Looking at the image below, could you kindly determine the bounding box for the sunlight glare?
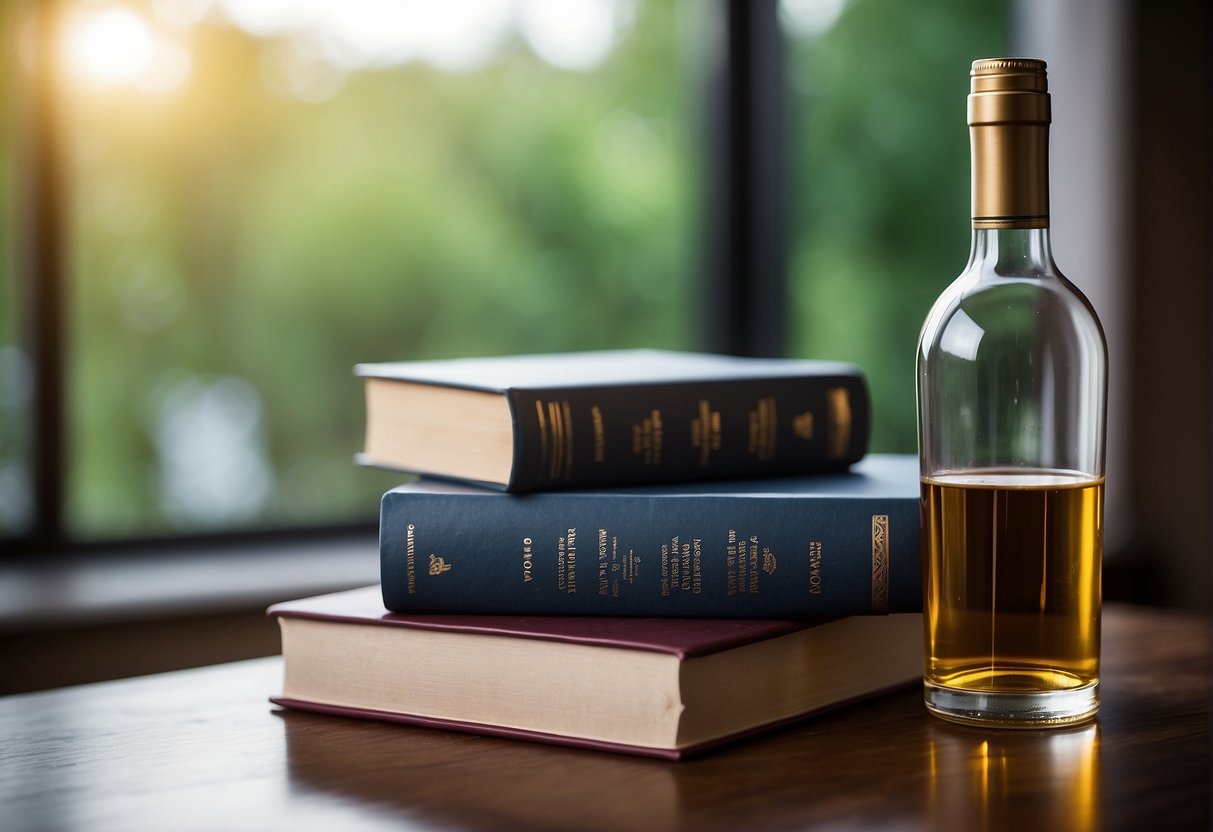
[316,0,514,72]
[140,39,193,94]
[66,8,156,85]
[779,0,848,40]
[151,0,213,30]
[209,0,632,76]
[519,0,631,72]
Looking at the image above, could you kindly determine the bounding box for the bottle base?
[924,680,1099,728]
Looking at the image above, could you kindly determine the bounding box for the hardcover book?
[380,454,920,619]
[269,586,922,759]
[356,349,869,491]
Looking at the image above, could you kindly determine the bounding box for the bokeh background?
[0,0,1004,540]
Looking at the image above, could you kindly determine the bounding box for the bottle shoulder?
[918,269,1107,362]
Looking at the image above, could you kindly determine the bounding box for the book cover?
[380,454,921,618]
[356,349,869,491]
[269,586,923,759]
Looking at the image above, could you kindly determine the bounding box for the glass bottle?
[916,58,1107,727]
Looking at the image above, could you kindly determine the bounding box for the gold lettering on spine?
[405,524,417,594]
[871,514,889,612]
[726,529,738,595]
[747,397,778,461]
[521,537,534,583]
[827,387,853,459]
[691,539,702,594]
[691,400,722,467]
[660,541,670,597]
[556,529,579,592]
[597,528,608,596]
[632,410,663,466]
[808,541,822,594]
[793,411,815,441]
[748,536,759,593]
[565,527,577,593]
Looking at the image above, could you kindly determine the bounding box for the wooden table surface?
[1,603,1208,831]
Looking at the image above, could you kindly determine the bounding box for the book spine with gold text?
[504,374,868,491]
[380,476,919,618]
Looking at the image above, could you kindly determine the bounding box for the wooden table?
[1,604,1207,831]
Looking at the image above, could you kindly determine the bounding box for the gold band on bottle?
[969,58,1051,229]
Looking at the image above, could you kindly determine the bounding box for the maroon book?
[269,586,921,759]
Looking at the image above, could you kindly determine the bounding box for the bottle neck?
[968,115,1053,277]
[970,120,1051,229]
[966,227,1058,278]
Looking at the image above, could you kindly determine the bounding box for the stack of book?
[270,350,923,759]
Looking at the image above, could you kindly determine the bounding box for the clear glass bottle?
[916,58,1107,727]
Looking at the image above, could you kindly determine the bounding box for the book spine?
[380,490,919,618]
[506,374,868,491]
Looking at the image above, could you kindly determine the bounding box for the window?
[4,0,1009,551]
[8,0,696,543]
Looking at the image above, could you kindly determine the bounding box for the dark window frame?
[19,0,67,554]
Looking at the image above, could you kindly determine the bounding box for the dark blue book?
[357,350,868,491]
[380,454,921,619]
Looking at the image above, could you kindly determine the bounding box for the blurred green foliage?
[62,0,694,536]
[785,0,1006,452]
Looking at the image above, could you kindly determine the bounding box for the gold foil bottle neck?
[968,56,1051,229]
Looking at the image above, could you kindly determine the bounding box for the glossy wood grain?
[1,604,1207,831]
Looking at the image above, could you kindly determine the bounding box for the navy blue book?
[356,350,868,492]
[380,454,921,619]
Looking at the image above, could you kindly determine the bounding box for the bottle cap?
[969,57,1050,125]
[970,58,1048,94]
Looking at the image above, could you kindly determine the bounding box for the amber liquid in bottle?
[922,471,1102,694]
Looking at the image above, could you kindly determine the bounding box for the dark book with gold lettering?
[356,350,868,491]
[269,586,921,759]
[380,454,920,619]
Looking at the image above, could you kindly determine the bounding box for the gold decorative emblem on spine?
[539,399,575,482]
[762,550,777,575]
[871,515,889,612]
[428,554,452,575]
[826,387,852,458]
[560,400,573,479]
[535,400,549,475]
[549,401,562,480]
